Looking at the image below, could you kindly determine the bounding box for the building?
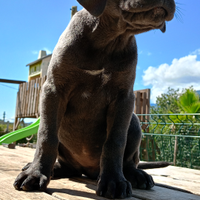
[26,50,52,82]
[25,6,78,82]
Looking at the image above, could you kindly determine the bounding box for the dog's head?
[77,0,176,33]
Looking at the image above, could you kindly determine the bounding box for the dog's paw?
[125,167,154,190]
[22,162,32,171]
[96,174,132,199]
[13,166,50,191]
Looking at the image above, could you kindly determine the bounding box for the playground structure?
[13,76,46,130]
[0,118,40,145]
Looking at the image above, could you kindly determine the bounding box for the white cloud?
[138,50,152,56]
[139,50,143,54]
[32,50,38,55]
[191,48,200,55]
[32,48,52,56]
[142,50,200,103]
[43,47,52,55]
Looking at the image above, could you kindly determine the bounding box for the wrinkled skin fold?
[14,0,176,199]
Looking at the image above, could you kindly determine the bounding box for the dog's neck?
[90,13,136,54]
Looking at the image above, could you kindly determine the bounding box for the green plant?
[178,89,200,113]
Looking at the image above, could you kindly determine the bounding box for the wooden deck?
[0,145,199,200]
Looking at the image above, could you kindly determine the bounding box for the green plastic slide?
[0,118,40,145]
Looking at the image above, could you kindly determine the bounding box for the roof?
[26,54,52,66]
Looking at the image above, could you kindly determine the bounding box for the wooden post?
[173,136,178,166]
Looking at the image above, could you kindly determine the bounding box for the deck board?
[145,166,200,195]
[0,145,199,200]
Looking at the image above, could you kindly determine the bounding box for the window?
[29,63,41,75]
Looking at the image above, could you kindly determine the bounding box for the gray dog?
[14,0,175,199]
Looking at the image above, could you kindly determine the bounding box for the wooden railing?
[14,77,150,128]
[15,76,46,119]
[134,89,150,115]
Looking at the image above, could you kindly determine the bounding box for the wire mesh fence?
[137,114,200,169]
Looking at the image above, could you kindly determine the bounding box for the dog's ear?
[76,0,107,17]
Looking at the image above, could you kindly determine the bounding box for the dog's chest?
[83,68,111,86]
[69,70,111,111]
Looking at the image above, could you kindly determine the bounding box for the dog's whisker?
[174,2,184,23]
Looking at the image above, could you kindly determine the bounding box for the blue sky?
[0,0,200,122]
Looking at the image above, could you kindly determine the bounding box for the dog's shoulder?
[69,9,99,36]
[54,9,99,52]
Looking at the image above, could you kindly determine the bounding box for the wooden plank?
[0,176,58,200]
[0,146,200,200]
[20,83,24,117]
[34,78,40,116]
[30,79,36,116]
[18,84,22,117]
[0,147,57,200]
[22,82,27,116]
[27,80,34,116]
[146,89,150,115]
[0,78,26,84]
[19,83,22,116]
[32,78,38,116]
[37,78,42,116]
[173,136,178,165]
[14,91,19,129]
[48,177,141,200]
[0,146,141,200]
[20,83,24,116]
[29,80,35,116]
[26,81,31,117]
[16,91,20,118]
[22,82,26,117]
[132,185,200,200]
[24,82,29,117]
[145,166,200,195]
[134,89,150,116]
[136,92,141,114]
[26,81,32,117]
[142,92,146,121]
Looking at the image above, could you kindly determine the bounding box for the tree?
[144,87,200,169]
[150,87,181,114]
[178,89,200,113]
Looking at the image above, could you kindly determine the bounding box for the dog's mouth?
[122,6,169,33]
[152,7,167,32]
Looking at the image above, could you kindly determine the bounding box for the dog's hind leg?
[53,161,82,179]
[123,113,155,190]
[52,143,82,179]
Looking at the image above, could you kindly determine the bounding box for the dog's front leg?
[97,91,134,199]
[14,79,65,191]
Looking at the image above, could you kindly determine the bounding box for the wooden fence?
[134,89,150,115]
[14,77,150,129]
[14,77,46,129]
